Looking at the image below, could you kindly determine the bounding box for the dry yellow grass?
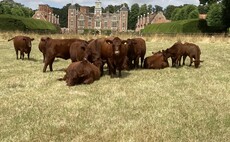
[0,32,230,141]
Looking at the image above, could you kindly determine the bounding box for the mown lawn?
[0,33,230,141]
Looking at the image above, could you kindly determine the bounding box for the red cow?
[41,37,87,72]
[126,38,146,69]
[59,59,100,86]
[144,51,169,69]
[8,36,34,60]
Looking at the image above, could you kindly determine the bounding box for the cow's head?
[23,37,34,48]
[127,38,137,46]
[106,37,127,56]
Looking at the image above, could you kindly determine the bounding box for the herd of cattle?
[8,35,203,86]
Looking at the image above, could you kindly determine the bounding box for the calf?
[60,59,100,86]
[41,37,87,72]
[144,51,169,69]
[8,36,34,60]
[127,38,146,69]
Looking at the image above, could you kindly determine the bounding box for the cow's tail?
[8,37,14,42]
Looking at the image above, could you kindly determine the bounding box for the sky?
[10,0,200,10]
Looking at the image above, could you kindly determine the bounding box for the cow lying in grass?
[59,59,100,86]
[144,51,169,69]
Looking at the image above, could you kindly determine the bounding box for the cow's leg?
[27,52,30,60]
[107,59,115,78]
[43,53,45,63]
[43,56,54,72]
[189,56,193,66]
[118,68,122,77]
[175,56,180,68]
[20,51,24,60]
[140,55,144,68]
[183,55,187,65]
[15,50,18,60]
[83,77,94,84]
[49,58,55,72]
[134,56,140,69]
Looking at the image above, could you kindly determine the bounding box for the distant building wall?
[33,4,59,25]
[68,0,128,34]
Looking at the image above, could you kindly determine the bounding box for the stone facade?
[33,4,59,25]
[136,11,170,32]
[68,0,128,34]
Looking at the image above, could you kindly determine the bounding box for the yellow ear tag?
[124,42,127,45]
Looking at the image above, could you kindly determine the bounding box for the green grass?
[0,14,59,33]
[0,33,230,141]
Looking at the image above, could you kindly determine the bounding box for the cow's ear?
[105,39,112,45]
[31,38,34,41]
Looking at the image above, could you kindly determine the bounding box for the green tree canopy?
[206,3,223,27]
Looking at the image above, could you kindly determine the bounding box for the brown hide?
[69,41,88,62]
[62,60,100,86]
[182,42,202,68]
[38,37,48,62]
[85,37,128,77]
[8,36,34,60]
[163,41,202,68]
[144,51,169,69]
[127,38,146,69]
[104,37,128,77]
[42,37,87,72]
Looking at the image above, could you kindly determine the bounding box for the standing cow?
[41,37,88,72]
[87,37,128,77]
[8,36,34,60]
[163,41,203,68]
[126,38,146,69]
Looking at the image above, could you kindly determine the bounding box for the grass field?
[0,32,230,141]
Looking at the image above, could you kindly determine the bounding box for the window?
[122,22,125,28]
[79,21,84,26]
[112,22,117,27]
[88,22,91,27]
[113,16,117,20]
[104,21,107,28]
[96,21,100,27]
[79,15,84,20]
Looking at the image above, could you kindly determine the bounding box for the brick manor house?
[32,4,60,25]
[67,0,128,34]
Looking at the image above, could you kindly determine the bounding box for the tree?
[147,4,153,13]
[188,9,199,19]
[11,6,24,16]
[222,0,230,29]
[155,5,163,12]
[164,5,177,20]
[206,3,223,27]
[139,4,147,15]
[128,3,139,30]
[104,5,115,13]
[198,5,208,14]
